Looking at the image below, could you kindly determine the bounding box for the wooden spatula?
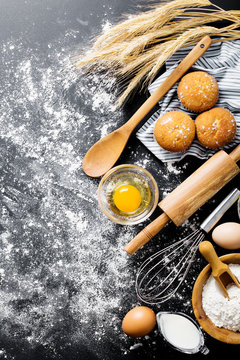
[199,241,240,299]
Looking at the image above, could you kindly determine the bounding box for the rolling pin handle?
[124,213,170,255]
[229,144,240,163]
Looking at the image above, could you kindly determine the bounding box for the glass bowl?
[98,164,159,225]
[156,311,209,354]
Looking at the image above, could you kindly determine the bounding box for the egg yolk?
[113,184,142,213]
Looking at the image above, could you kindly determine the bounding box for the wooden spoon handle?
[124,212,170,255]
[229,144,240,163]
[124,35,212,132]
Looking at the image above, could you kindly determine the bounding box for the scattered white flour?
[129,343,143,350]
[0,31,137,359]
[101,19,112,32]
[202,263,240,331]
[166,162,182,175]
[0,14,204,360]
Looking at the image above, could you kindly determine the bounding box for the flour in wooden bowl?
[202,264,240,332]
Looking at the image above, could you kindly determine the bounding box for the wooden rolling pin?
[125,144,240,255]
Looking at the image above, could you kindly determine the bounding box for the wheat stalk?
[76,0,240,105]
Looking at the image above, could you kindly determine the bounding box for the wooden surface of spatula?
[199,241,240,299]
[82,35,212,177]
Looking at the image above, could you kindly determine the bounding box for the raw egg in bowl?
[98,164,159,225]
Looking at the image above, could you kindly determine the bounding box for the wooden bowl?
[192,253,240,344]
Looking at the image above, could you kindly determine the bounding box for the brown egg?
[122,306,156,338]
[212,222,240,249]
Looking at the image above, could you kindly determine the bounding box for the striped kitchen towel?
[136,39,240,162]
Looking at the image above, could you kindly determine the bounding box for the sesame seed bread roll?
[177,71,219,113]
[195,107,236,149]
[154,111,195,152]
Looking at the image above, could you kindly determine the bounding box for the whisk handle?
[124,213,170,255]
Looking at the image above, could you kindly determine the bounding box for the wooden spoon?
[82,35,212,177]
[199,241,240,299]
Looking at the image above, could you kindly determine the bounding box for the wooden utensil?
[192,252,240,344]
[82,36,212,177]
[199,241,240,299]
[125,144,240,255]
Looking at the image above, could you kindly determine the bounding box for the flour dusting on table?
[0,27,200,360]
[0,32,137,358]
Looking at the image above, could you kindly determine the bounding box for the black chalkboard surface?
[0,1,239,359]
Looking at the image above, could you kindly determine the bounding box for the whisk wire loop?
[136,229,205,304]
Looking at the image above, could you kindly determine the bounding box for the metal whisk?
[136,188,240,305]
